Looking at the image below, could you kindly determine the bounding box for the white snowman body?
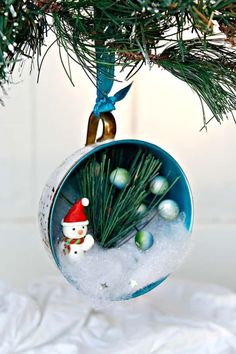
[62,224,94,259]
[60,198,94,262]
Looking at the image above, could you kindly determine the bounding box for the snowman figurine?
[60,198,94,261]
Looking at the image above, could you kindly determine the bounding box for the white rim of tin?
[38,140,114,257]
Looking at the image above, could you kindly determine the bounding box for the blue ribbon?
[93,47,132,117]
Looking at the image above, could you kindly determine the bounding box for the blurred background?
[1,42,236,291]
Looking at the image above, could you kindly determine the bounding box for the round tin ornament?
[39,112,193,300]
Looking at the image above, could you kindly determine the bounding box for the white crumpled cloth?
[0,276,236,354]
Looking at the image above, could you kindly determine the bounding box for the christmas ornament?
[110,168,130,189]
[158,200,180,221]
[39,126,193,300]
[135,231,154,252]
[35,1,195,301]
[59,198,94,261]
[150,176,169,196]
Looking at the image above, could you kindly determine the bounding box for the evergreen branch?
[159,40,236,123]
[0,0,48,96]
[1,1,236,126]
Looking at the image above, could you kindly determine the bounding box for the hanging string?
[93,46,132,117]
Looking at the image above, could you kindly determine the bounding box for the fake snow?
[56,214,192,301]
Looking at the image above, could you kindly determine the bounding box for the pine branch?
[0,0,48,100]
[1,1,236,126]
[41,1,236,125]
[159,40,236,124]
[75,147,179,248]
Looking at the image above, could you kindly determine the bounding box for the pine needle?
[159,40,236,123]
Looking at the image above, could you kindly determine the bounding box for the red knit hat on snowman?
[61,198,89,227]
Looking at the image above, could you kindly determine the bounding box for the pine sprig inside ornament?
[60,148,180,249]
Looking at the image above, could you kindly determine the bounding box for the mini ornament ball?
[135,230,154,251]
[110,168,130,189]
[150,176,169,195]
[137,203,147,215]
[157,199,180,221]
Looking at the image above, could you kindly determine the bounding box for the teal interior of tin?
[49,140,193,299]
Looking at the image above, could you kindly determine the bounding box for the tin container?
[39,113,193,299]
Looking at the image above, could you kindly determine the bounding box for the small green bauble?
[150,176,169,195]
[135,231,154,251]
[110,168,130,189]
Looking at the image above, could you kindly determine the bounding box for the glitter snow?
[56,214,192,301]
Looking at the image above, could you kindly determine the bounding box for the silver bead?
[158,199,179,220]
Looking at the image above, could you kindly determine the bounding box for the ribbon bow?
[93,48,132,117]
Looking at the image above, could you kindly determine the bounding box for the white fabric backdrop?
[1,276,236,354]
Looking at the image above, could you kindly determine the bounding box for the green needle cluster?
[1,1,236,126]
[73,148,179,248]
[0,1,47,103]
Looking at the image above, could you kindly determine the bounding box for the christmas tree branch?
[1,1,236,126]
[159,40,236,124]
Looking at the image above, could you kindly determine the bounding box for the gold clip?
[85,111,117,146]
